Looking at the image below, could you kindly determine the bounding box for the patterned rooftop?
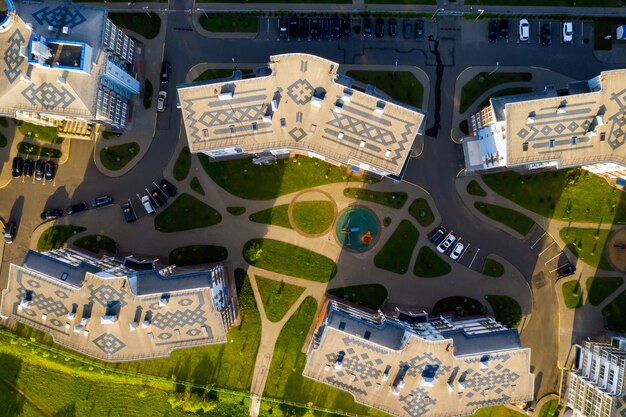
[177,53,426,176]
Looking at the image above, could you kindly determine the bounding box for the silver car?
[437,233,456,253]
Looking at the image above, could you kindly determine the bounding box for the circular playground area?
[606,228,626,272]
[335,206,380,252]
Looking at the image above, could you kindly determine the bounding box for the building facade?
[303,299,534,417]
[177,53,427,178]
[561,338,626,417]
[0,248,238,361]
[0,0,140,138]
[463,69,626,181]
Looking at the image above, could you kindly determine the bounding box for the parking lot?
[427,224,486,272]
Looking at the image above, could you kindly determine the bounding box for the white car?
[449,242,465,261]
[141,195,155,215]
[562,22,573,42]
[157,91,167,112]
[436,233,456,254]
[519,19,529,42]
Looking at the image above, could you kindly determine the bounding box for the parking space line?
[538,241,556,256]
[458,243,470,261]
[530,231,546,249]
[468,248,480,269]
[544,252,561,265]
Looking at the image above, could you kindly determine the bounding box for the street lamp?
[431,8,444,19]
[393,60,398,75]
[475,9,485,20]
[488,61,500,76]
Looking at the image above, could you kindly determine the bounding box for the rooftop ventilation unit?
[218,92,233,101]
[527,116,535,124]
[375,101,385,115]
[310,96,323,108]
[48,25,54,32]
[62,26,70,35]
[557,104,567,114]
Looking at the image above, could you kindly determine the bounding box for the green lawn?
[474,202,535,236]
[154,193,222,232]
[249,205,292,229]
[594,19,616,50]
[366,0,435,3]
[37,226,86,251]
[562,281,584,309]
[413,246,451,278]
[459,119,469,135]
[473,406,527,417]
[346,71,424,108]
[199,155,372,200]
[586,276,624,306]
[263,297,385,416]
[482,258,505,277]
[190,176,205,195]
[0,117,9,128]
[559,227,613,271]
[17,142,61,159]
[327,284,388,311]
[143,79,153,109]
[482,168,625,224]
[478,87,534,107]
[168,245,228,266]
[602,289,626,332]
[227,206,246,216]
[198,13,259,33]
[343,188,408,209]
[485,295,523,328]
[538,400,563,417]
[73,234,117,254]
[108,12,161,39]
[292,201,335,234]
[374,220,419,274]
[467,180,487,197]
[467,0,620,4]
[173,146,191,181]
[100,142,139,171]
[255,275,305,323]
[432,296,488,317]
[408,198,435,227]
[0,132,6,148]
[201,0,350,2]
[16,121,61,143]
[193,68,252,83]
[383,217,392,227]
[243,239,337,282]
[460,72,532,113]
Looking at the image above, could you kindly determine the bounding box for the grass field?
[16,121,61,143]
[346,71,424,108]
[343,188,408,209]
[37,225,86,251]
[408,198,435,227]
[100,142,139,171]
[478,87,534,107]
[255,275,305,322]
[474,202,535,236]
[538,400,562,417]
[249,205,292,229]
[199,13,259,33]
[559,227,613,271]
[586,276,624,306]
[173,146,191,181]
[460,72,532,113]
[602,289,626,332]
[17,142,61,159]
[485,295,523,328]
[190,176,205,195]
[482,168,625,224]
[143,79,153,109]
[200,155,371,200]
[73,234,117,254]
[413,246,451,278]
[193,68,252,83]
[374,220,419,274]
[168,245,229,266]
[227,206,246,216]
[292,201,335,234]
[467,180,487,197]
[108,12,161,39]
[562,281,584,309]
[473,406,527,417]
[482,258,505,277]
[432,296,488,317]
[327,284,388,310]
[154,193,222,232]
[0,132,6,148]
[244,239,337,282]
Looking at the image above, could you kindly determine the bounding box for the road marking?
[538,241,555,256]
[267,18,269,35]
[468,247,480,268]
[544,252,561,265]
[530,231,546,249]
[458,243,470,261]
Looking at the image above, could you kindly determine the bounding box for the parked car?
[342,17,351,35]
[449,242,465,261]
[488,20,499,42]
[557,263,576,278]
[299,17,309,38]
[403,20,412,39]
[309,19,320,39]
[160,61,170,83]
[141,195,155,215]
[541,24,551,46]
[159,178,177,198]
[3,221,15,243]
[375,18,384,38]
[519,19,529,41]
[562,21,573,42]
[278,18,288,39]
[331,18,342,39]
[66,202,88,215]
[387,19,397,37]
[499,19,509,38]
[44,160,56,181]
[40,209,63,221]
[12,157,23,178]
[415,19,424,41]
[429,226,447,244]
[436,233,457,253]
[91,195,112,208]
[363,18,372,37]
[320,18,330,39]
[35,159,44,180]
[157,91,167,112]
[121,202,137,223]
[23,158,34,177]
[289,17,299,38]
[150,187,167,207]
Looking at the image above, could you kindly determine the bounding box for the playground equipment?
[614,243,626,250]
[335,207,379,252]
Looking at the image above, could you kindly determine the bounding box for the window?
[549,139,555,148]
[523,142,528,152]
[60,272,68,281]
[572,136,577,145]
[280,118,286,127]
[229,125,235,133]
[338,321,346,331]
[252,122,258,131]
[203,129,208,139]
[601,132,606,141]
[310,124,317,133]
[364,331,371,340]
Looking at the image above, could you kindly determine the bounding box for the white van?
[141,195,155,214]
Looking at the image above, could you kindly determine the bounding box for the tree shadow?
[0,353,28,417]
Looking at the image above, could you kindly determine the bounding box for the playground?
[335,206,380,252]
